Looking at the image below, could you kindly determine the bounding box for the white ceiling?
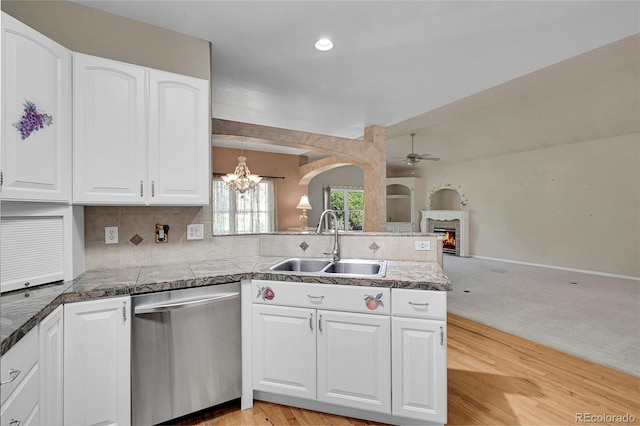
[73,1,639,171]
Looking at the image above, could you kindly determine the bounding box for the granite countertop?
[1,256,451,355]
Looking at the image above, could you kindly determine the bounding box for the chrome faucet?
[316,209,341,262]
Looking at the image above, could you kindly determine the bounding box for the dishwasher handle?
[134,292,239,315]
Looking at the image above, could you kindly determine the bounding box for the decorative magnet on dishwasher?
[257,285,275,301]
[155,224,170,243]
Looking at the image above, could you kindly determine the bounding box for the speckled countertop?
[1,256,451,355]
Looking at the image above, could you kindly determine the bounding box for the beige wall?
[1,1,210,79]
[421,133,640,277]
[213,147,309,231]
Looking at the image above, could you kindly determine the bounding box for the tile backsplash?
[84,206,442,270]
[84,206,212,270]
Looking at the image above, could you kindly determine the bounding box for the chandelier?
[221,155,263,193]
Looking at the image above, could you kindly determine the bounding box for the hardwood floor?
[446,314,638,425]
[175,313,639,425]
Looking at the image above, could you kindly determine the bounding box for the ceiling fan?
[396,132,440,166]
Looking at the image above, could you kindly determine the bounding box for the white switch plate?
[187,224,204,240]
[105,226,118,244]
[414,240,430,251]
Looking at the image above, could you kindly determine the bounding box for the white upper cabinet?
[148,70,210,205]
[73,54,146,204]
[1,12,72,202]
[73,53,210,205]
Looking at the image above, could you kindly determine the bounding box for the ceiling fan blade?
[396,133,440,165]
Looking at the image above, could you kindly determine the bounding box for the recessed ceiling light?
[315,38,333,51]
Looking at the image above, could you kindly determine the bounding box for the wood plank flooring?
[174,313,639,425]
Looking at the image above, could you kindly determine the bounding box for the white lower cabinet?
[39,305,64,426]
[252,304,316,399]
[0,328,39,426]
[64,296,131,426]
[249,281,391,415]
[0,305,67,426]
[317,310,390,414]
[246,280,447,424]
[391,288,447,424]
[252,304,390,413]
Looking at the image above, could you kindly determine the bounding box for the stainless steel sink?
[269,258,387,278]
[269,258,332,272]
[323,259,387,277]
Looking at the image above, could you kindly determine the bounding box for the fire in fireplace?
[434,227,456,254]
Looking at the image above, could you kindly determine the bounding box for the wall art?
[13,100,53,140]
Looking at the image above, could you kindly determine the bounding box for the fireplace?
[434,227,456,254]
[420,210,469,257]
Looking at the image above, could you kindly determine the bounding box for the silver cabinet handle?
[140,180,144,197]
[307,294,324,300]
[318,314,323,333]
[9,419,20,426]
[309,313,313,331]
[440,326,444,346]
[0,170,3,187]
[408,301,429,307]
[134,292,239,315]
[151,180,155,197]
[122,300,127,323]
[1,369,21,386]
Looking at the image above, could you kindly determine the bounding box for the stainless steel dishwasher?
[131,282,241,425]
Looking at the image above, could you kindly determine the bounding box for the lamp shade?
[296,195,312,210]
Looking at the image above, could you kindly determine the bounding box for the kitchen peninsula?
[2,248,451,426]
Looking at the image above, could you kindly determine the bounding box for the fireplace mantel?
[420,210,470,257]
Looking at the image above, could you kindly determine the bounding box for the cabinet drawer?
[252,280,390,315]
[0,363,39,426]
[391,288,446,320]
[1,328,38,406]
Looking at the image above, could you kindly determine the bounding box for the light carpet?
[443,255,640,377]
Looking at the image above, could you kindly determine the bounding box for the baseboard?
[253,391,444,426]
[469,255,640,281]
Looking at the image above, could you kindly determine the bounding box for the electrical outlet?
[105,226,118,244]
[186,224,204,240]
[414,240,430,251]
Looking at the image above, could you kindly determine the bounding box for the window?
[329,188,364,231]
[212,177,276,234]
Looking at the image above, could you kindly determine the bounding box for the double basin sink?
[269,257,388,278]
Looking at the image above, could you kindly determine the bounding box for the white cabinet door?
[392,317,446,423]
[73,53,147,204]
[64,296,131,426]
[0,367,40,426]
[1,12,71,202]
[39,305,64,426]
[73,55,210,206]
[317,310,391,414]
[148,70,209,205]
[252,304,316,400]
[0,327,39,426]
